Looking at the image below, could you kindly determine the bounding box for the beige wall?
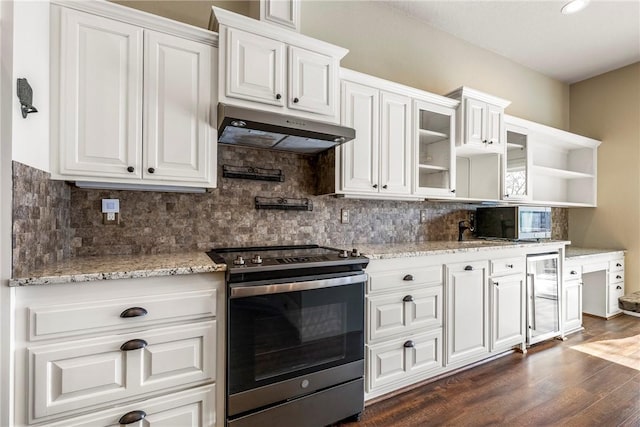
[111,0,570,130]
[568,62,640,294]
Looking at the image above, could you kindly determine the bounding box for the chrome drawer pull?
[403,274,414,281]
[120,339,148,351]
[616,275,622,279]
[119,410,147,424]
[616,263,622,267]
[616,285,622,290]
[403,340,415,348]
[402,295,414,302]
[570,271,578,275]
[464,265,473,271]
[120,307,148,318]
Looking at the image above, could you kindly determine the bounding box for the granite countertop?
[9,252,226,287]
[565,246,625,260]
[359,240,570,260]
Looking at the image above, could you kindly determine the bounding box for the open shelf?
[419,164,448,172]
[533,165,594,180]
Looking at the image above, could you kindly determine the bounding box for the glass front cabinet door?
[503,123,531,201]
[413,100,456,197]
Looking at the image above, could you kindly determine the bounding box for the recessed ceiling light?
[561,0,590,14]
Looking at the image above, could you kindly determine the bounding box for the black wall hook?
[17,78,38,118]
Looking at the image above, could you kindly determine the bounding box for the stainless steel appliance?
[526,252,561,345]
[207,245,369,427]
[217,103,356,155]
[475,206,552,240]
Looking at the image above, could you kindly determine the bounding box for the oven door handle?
[229,273,368,298]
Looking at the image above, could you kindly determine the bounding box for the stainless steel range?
[207,245,369,427]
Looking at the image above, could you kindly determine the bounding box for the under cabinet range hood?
[217,103,355,155]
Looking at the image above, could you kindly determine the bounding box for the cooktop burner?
[206,244,369,283]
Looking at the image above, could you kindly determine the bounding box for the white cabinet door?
[59,7,142,178]
[226,27,285,106]
[340,81,379,193]
[144,31,213,183]
[464,98,485,147]
[486,104,504,148]
[608,281,624,317]
[445,261,489,366]
[379,91,411,194]
[490,274,525,351]
[563,279,582,333]
[288,46,336,117]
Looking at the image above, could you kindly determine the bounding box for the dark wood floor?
[342,314,640,427]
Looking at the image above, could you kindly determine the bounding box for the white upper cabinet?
[336,75,415,199]
[212,6,347,123]
[413,100,457,197]
[447,87,511,155]
[226,27,285,106]
[57,8,143,179]
[144,31,213,183]
[340,81,379,193]
[506,115,601,207]
[503,123,531,201]
[51,3,217,190]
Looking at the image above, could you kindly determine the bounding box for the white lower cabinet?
[445,260,489,366]
[13,273,224,426]
[489,256,526,352]
[563,278,583,333]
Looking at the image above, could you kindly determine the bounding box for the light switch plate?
[420,210,428,223]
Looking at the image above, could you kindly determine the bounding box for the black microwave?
[475,206,552,240]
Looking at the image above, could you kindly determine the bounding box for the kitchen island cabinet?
[9,254,225,427]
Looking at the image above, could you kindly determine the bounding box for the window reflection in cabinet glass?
[505,130,527,199]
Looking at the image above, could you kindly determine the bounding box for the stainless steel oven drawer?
[228,377,364,427]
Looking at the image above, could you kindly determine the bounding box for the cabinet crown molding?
[445,86,511,108]
[505,114,601,148]
[51,0,218,46]
[210,6,348,59]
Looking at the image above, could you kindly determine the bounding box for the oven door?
[227,273,366,418]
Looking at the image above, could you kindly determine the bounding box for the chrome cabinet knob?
[234,256,245,266]
[251,255,263,264]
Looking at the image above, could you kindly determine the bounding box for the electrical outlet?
[341,209,349,224]
[420,210,428,223]
[102,199,120,225]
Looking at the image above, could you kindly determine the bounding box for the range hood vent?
[217,103,355,155]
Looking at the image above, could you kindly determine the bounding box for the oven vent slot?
[255,196,313,211]
[223,165,284,182]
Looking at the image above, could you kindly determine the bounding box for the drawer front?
[609,270,624,284]
[609,259,624,272]
[564,264,582,281]
[369,265,442,293]
[490,257,525,276]
[608,283,624,316]
[29,289,216,340]
[30,321,215,421]
[366,330,442,392]
[45,384,215,427]
[368,287,442,342]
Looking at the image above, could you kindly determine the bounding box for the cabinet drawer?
[368,286,442,342]
[564,265,582,281]
[366,329,442,392]
[609,259,624,272]
[608,283,624,316]
[29,321,215,421]
[369,265,442,293]
[609,271,624,284]
[490,257,525,276]
[46,384,215,427]
[28,289,216,341]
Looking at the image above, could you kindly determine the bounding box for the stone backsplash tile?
[12,161,71,277]
[12,149,569,263]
